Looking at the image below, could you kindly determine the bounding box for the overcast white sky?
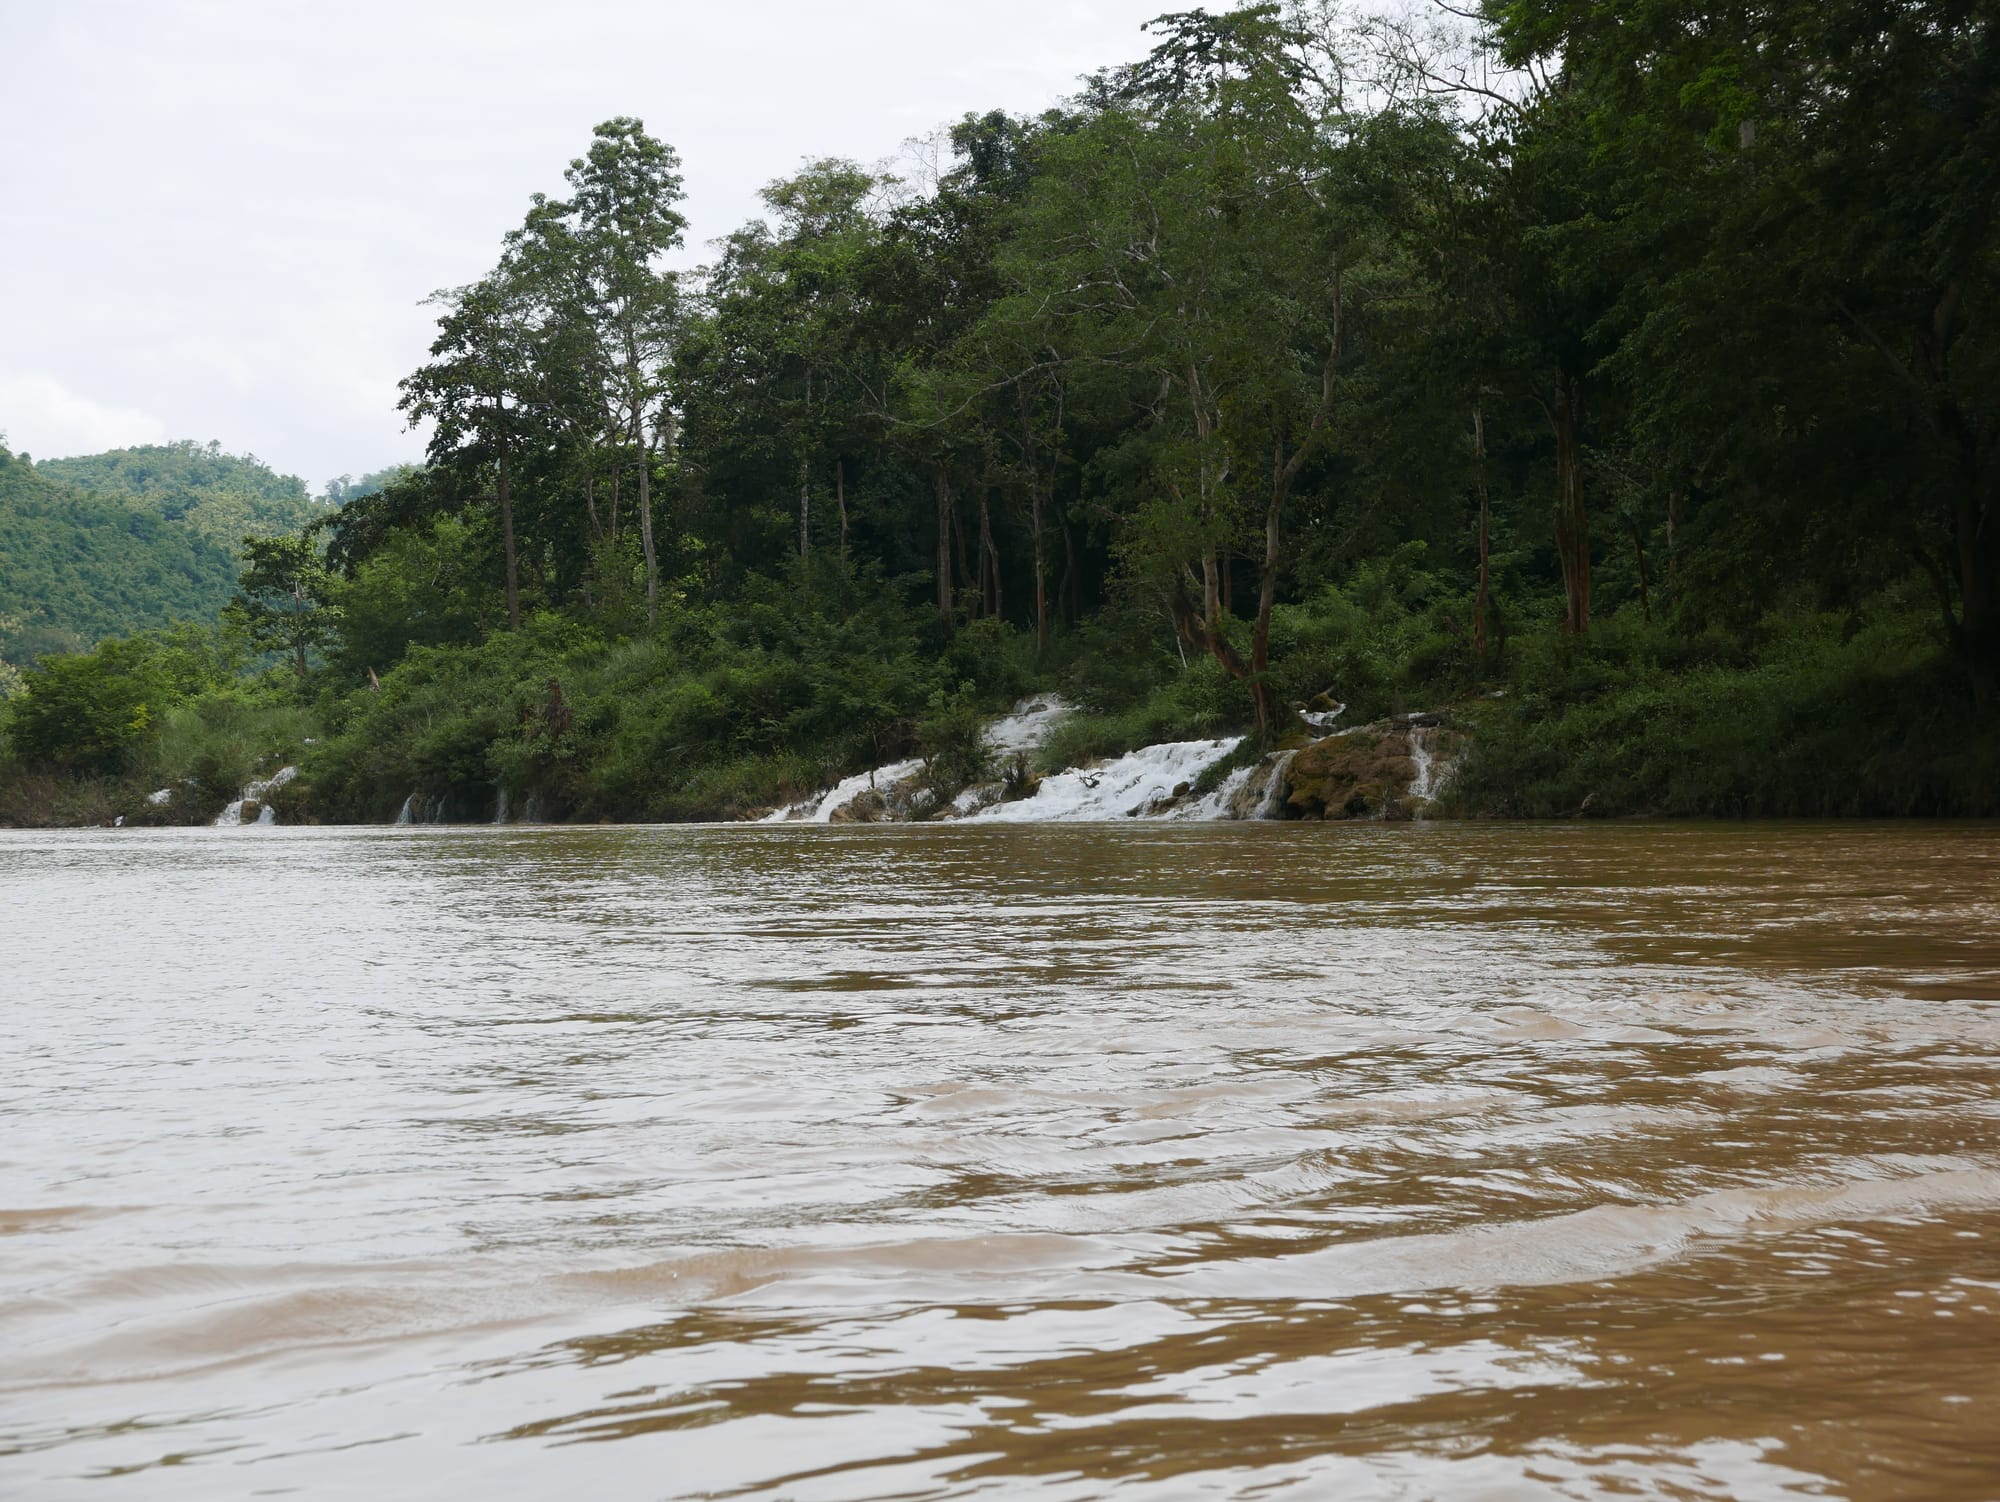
[0,0,1179,490]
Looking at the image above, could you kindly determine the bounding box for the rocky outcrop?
[1279,714,1458,821]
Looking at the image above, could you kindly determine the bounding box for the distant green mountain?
[37,441,324,547]
[0,440,328,665]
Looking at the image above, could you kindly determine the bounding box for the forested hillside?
[0,443,241,663]
[0,440,325,669]
[4,0,1996,826]
[37,442,322,547]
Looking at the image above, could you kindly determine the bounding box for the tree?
[1483,0,2000,690]
[987,5,1390,728]
[226,534,339,676]
[400,276,533,629]
[7,639,170,773]
[509,118,688,622]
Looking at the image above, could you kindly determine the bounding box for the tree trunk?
[1666,489,1683,584]
[1948,452,2000,703]
[1473,402,1492,659]
[499,438,520,630]
[1060,522,1078,627]
[836,458,848,560]
[1548,380,1591,635]
[1032,487,1047,655]
[798,452,810,561]
[932,461,953,630]
[978,482,1001,621]
[1629,514,1651,624]
[951,481,976,607]
[638,437,658,625]
[1245,443,1287,734]
[799,367,813,561]
[1170,547,1263,729]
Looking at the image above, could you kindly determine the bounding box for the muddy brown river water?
[4,822,2000,1499]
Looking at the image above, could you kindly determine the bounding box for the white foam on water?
[970,738,1237,822]
[762,758,927,824]
[1173,760,1259,821]
[983,696,1072,757]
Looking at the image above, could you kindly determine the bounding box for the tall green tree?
[1483,0,2000,691]
[511,118,688,622]
[225,534,339,677]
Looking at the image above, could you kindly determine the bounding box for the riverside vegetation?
[4,1,1998,827]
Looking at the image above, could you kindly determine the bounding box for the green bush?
[9,640,172,773]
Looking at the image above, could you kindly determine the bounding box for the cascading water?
[763,698,1075,824]
[494,788,511,826]
[969,738,1238,823]
[1258,749,1300,820]
[745,700,1448,827]
[760,758,927,824]
[1172,760,1258,821]
[1408,726,1436,805]
[213,767,297,828]
[394,792,447,826]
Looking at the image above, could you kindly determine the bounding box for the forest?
[3,0,1997,827]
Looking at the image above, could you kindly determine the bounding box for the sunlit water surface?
[5,823,2000,1500]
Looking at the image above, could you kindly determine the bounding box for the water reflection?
[3,823,1998,1498]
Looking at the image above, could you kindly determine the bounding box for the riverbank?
[5,583,1997,830]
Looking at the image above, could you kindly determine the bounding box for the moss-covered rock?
[1279,713,1461,820]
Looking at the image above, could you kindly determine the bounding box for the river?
[4,823,1999,1499]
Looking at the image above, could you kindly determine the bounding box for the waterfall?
[969,738,1237,822]
[522,791,546,825]
[1258,749,1300,820]
[213,767,298,828]
[394,792,448,826]
[981,696,1072,757]
[1174,760,1258,821]
[494,788,511,825]
[1408,726,1436,805]
[760,757,925,823]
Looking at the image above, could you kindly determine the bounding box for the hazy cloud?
[0,0,1173,490]
[0,373,169,459]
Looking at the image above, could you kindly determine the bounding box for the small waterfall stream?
[1408,728,1435,804]
[213,767,298,828]
[1258,749,1300,819]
